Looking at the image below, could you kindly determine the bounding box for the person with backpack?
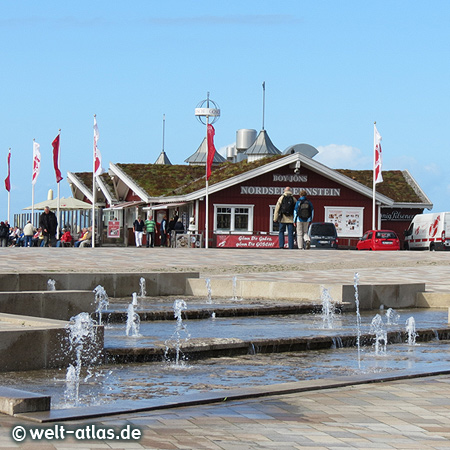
[294,189,314,249]
[274,186,297,249]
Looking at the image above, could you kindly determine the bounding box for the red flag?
[32,141,41,185]
[93,116,103,176]
[52,134,63,183]
[206,124,216,180]
[374,124,382,184]
[4,149,10,192]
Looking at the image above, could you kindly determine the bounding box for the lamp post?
[195,92,220,249]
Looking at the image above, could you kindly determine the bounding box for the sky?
[1,1,449,222]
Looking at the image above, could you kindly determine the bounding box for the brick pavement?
[1,248,450,449]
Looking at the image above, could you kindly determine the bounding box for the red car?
[356,229,400,251]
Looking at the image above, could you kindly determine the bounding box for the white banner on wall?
[325,206,364,237]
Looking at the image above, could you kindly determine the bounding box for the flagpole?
[262,81,266,131]
[162,114,166,153]
[92,114,96,248]
[205,114,209,249]
[32,140,35,224]
[56,130,61,239]
[372,121,376,230]
[7,148,10,224]
[195,93,220,249]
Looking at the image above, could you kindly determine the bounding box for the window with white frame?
[214,204,254,233]
[269,205,280,233]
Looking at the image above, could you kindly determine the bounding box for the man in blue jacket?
[294,190,314,249]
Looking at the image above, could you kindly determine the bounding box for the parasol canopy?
[23,197,93,211]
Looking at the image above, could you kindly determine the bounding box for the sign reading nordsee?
[240,186,340,196]
[195,108,220,116]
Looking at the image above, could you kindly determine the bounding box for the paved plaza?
[1,248,450,449]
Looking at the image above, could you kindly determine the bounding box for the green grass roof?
[74,158,424,205]
[336,169,421,203]
[117,155,285,197]
[117,164,206,196]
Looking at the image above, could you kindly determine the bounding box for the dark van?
[308,222,339,249]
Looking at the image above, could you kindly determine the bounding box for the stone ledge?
[0,272,199,297]
[0,291,94,321]
[186,278,426,310]
[0,387,50,415]
[416,292,450,308]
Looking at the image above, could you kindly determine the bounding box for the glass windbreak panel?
[310,223,336,237]
[217,208,231,230]
[234,208,249,231]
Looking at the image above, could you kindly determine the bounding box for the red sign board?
[107,221,120,238]
[216,234,282,248]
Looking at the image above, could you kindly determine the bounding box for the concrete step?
[0,387,50,415]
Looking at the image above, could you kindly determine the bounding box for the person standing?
[274,187,296,249]
[23,220,34,247]
[160,215,168,247]
[167,215,178,247]
[0,221,9,247]
[144,214,156,248]
[174,218,185,234]
[133,216,145,247]
[39,206,58,247]
[294,189,314,249]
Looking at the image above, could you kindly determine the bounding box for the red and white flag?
[52,133,63,183]
[206,124,216,180]
[4,149,11,192]
[93,116,103,177]
[374,124,383,184]
[32,141,41,185]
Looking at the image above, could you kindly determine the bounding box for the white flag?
[32,141,41,185]
[374,124,383,184]
[93,116,103,176]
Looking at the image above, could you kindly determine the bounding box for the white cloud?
[315,144,371,169]
[423,163,441,176]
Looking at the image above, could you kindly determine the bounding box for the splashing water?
[231,276,239,301]
[126,303,141,337]
[370,314,387,355]
[320,286,336,329]
[132,292,138,307]
[385,307,400,325]
[205,278,212,304]
[139,277,146,298]
[165,299,190,366]
[354,273,361,369]
[93,285,109,326]
[205,278,215,318]
[406,316,418,345]
[64,312,99,406]
[47,279,56,291]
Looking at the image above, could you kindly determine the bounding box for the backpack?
[298,200,312,220]
[279,195,295,216]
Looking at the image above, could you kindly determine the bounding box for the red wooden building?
[68,151,432,248]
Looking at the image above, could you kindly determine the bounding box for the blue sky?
[1,1,449,221]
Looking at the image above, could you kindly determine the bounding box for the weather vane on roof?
[195,92,220,125]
